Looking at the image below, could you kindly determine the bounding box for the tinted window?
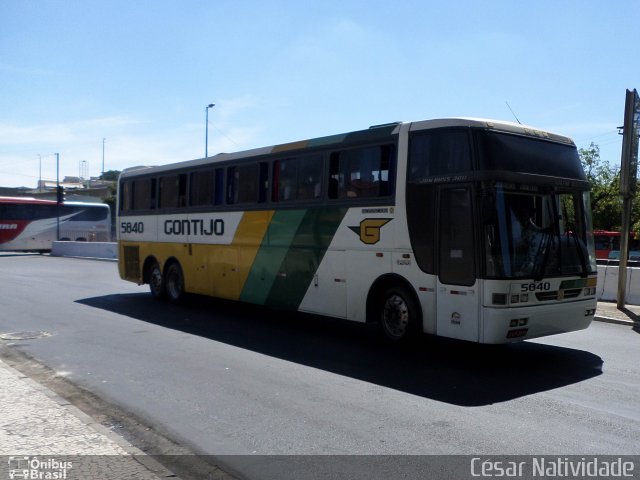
[273,155,323,202]
[159,174,187,209]
[408,129,472,181]
[477,131,585,180]
[132,178,153,210]
[120,182,132,212]
[227,165,258,204]
[406,184,436,273]
[328,144,395,199]
[439,187,475,286]
[214,169,224,205]
[68,206,109,221]
[190,170,215,206]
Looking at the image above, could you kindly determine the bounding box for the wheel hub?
[383,294,409,338]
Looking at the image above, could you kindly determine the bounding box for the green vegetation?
[579,143,639,232]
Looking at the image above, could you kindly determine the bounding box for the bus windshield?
[483,184,597,279]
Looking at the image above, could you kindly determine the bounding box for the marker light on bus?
[509,318,529,328]
[493,293,529,305]
[492,293,507,305]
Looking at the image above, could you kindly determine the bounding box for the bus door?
[436,186,480,342]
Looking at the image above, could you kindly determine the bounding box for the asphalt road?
[1,253,639,479]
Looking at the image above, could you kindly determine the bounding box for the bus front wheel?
[147,261,165,300]
[164,262,184,303]
[379,286,419,343]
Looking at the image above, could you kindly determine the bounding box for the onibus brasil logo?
[7,456,73,479]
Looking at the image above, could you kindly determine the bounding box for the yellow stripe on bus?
[188,210,274,300]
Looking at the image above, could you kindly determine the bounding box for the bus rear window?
[69,206,109,221]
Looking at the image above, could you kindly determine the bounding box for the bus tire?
[164,261,185,303]
[147,260,165,300]
[378,285,419,343]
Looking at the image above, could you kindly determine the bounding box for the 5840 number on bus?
[121,221,144,234]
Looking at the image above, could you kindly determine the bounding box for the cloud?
[0,116,140,146]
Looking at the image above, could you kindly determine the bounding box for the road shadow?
[76,293,603,407]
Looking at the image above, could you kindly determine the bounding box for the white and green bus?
[117,118,598,344]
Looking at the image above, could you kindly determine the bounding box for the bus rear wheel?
[164,262,185,303]
[379,286,419,343]
[147,261,165,300]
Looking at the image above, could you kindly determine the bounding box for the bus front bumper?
[482,299,597,344]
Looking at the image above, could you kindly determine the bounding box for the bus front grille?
[535,288,582,301]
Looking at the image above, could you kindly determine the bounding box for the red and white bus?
[593,230,640,260]
[0,196,111,252]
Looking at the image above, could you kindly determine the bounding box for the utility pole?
[617,89,640,309]
[37,154,42,191]
[55,153,60,241]
[102,138,106,177]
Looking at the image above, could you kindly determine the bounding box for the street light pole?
[55,152,60,241]
[205,103,215,158]
[37,154,42,191]
[102,138,106,177]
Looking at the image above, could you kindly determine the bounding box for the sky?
[0,0,638,188]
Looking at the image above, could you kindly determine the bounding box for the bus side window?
[227,167,236,204]
[159,174,186,209]
[178,174,187,207]
[120,182,132,212]
[132,178,152,211]
[298,155,322,200]
[328,154,340,199]
[276,159,298,202]
[150,178,157,209]
[190,170,215,206]
[328,144,395,199]
[408,129,471,180]
[214,169,224,205]
[228,165,259,205]
[272,156,321,203]
[259,162,269,203]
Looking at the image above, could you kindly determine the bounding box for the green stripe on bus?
[265,207,347,310]
[239,209,307,305]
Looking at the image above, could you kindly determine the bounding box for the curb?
[593,315,639,327]
[0,361,178,479]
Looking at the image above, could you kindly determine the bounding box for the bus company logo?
[7,456,73,479]
[0,223,18,230]
[349,218,392,245]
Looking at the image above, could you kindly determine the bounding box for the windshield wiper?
[532,229,552,281]
[570,231,589,277]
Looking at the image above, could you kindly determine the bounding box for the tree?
[579,143,622,230]
[100,170,121,182]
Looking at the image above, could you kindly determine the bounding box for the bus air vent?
[535,288,581,301]
[123,246,140,280]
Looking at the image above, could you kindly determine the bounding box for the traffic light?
[56,185,65,204]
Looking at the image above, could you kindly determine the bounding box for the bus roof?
[0,196,57,205]
[119,117,576,179]
[0,196,107,208]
